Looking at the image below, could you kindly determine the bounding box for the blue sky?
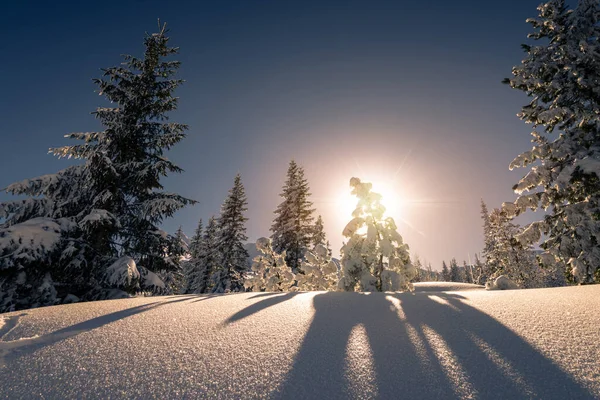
[1,0,545,268]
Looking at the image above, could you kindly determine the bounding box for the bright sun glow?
[337,180,403,222]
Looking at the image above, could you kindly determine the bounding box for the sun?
[337,180,403,221]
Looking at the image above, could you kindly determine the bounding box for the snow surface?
[0,285,599,399]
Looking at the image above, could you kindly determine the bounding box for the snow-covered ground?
[1,284,599,399]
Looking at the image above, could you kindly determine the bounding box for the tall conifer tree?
[212,175,249,292]
[0,23,193,311]
[271,160,315,272]
[504,0,600,283]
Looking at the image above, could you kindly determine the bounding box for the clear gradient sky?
[1,0,544,269]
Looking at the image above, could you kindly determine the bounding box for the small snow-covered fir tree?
[463,261,474,283]
[338,177,416,292]
[159,226,188,294]
[185,219,204,293]
[312,215,327,248]
[504,0,600,283]
[486,208,544,288]
[296,244,339,291]
[441,261,450,281]
[480,200,496,280]
[271,160,315,273]
[411,255,423,283]
[449,258,462,282]
[212,175,249,293]
[244,237,295,292]
[0,23,194,311]
[201,216,220,293]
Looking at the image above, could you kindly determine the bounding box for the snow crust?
[0,286,599,399]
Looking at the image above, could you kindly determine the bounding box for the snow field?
[0,285,599,399]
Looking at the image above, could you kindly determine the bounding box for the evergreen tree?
[196,216,220,293]
[185,219,204,293]
[480,200,495,276]
[0,24,193,312]
[472,254,486,285]
[504,0,600,283]
[271,160,315,273]
[312,214,327,249]
[487,208,544,288]
[297,244,339,291]
[338,178,416,292]
[160,226,188,294]
[463,260,474,283]
[212,175,249,293]
[245,238,295,292]
[441,261,450,281]
[411,255,423,283]
[449,258,462,282]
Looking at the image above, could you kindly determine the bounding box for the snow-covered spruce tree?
[449,258,463,282]
[441,261,450,281]
[411,255,423,283]
[487,208,544,288]
[184,218,203,293]
[338,177,416,292]
[201,216,220,293]
[0,24,193,311]
[244,237,295,292]
[159,226,188,294]
[504,0,600,284]
[271,160,315,273]
[187,216,220,293]
[463,260,474,283]
[480,200,497,280]
[296,244,339,291]
[312,215,327,248]
[212,175,249,293]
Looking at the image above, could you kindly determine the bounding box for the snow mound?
[486,275,519,291]
[412,282,485,292]
[0,286,598,399]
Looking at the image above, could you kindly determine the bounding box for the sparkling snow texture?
[0,285,599,399]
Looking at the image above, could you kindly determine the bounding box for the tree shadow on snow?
[272,291,594,400]
[188,293,234,303]
[0,295,196,367]
[247,292,287,300]
[224,292,300,325]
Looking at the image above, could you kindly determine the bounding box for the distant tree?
[199,216,220,293]
[480,200,495,279]
[441,261,450,281]
[312,215,326,247]
[338,178,416,292]
[503,0,600,284]
[449,258,462,282]
[487,208,544,288]
[426,262,435,281]
[0,24,194,312]
[472,254,487,285]
[463,260,474,284]
[411,255,423,283]
[271,160,315,273]
[245,237,294,292]
[185,219,204,293]
[212,175,249,293]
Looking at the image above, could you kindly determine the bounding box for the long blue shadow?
[224,292,299,325]
[272,292,594,399]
